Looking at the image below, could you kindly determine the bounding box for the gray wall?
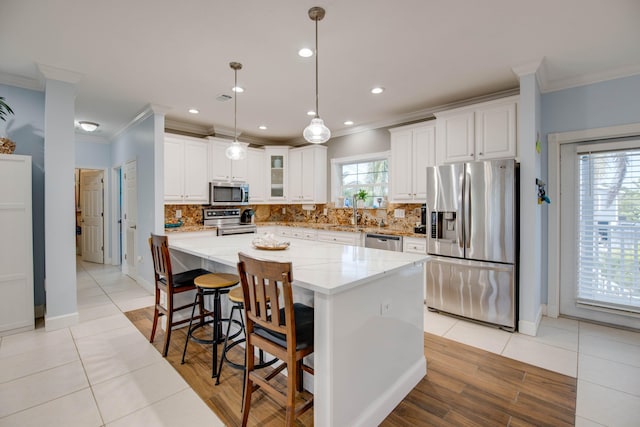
[0,83,46,307]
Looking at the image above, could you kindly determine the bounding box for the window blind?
[577,148,640,313]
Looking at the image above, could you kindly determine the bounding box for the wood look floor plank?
[125,307,577,426]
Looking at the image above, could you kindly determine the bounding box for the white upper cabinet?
[389,122,436,202]
[435,95,518,163]
[208,137,248,183]
[288,145,327,203]
[164,134,209,204]
[246,147,266,203]
[265,146,289,202]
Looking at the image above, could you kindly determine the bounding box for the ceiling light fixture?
[307,110,316,116]
[371,87,385,94]
[298,48,313,58]
[258,125,267,130]
[303,6,331,144]
[78,121,99,132]
[225,62,247,160]
[188,108,199,114]
[232,86,244,93]
[344,120,354,126]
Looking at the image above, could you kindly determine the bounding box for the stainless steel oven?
[203,207,257,236]
[209,182,249,206]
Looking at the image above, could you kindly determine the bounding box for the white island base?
[169,234,427,426]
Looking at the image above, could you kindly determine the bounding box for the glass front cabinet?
[264,146,289,202]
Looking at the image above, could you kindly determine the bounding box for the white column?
[39,64,83,330]
[512,61,543,336]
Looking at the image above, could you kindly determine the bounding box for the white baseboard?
[45,311,79,331]
[518,306,543,336]
[136,276,154,294]
[352,356,426,427]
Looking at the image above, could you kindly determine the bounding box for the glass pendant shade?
[225,140,246,160]
[303,117,331,143]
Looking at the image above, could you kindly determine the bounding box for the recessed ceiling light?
[258,125,267,130]
[188,108,199,114]
[232,86,244,93]
[78,121,99,132]
[371,87,385,94]
[298,48,313,58]
[344,120,354,126]
[307,110,316,116]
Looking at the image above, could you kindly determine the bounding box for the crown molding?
[512,58,547,90]
[541,64,640,94]
[37,63,83,84]
[0,71,43,91]
[112,103,170,139]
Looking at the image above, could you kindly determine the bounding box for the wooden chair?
[148,233,211,357]
[237,252,314,427]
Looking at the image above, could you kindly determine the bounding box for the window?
[332,154,389,208]
[577,147,640,313]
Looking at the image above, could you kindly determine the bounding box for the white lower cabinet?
[316,230,361,246]
[403,236,427,301]
[278,227,317,241]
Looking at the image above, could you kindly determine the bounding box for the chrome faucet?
[352,195,361,226]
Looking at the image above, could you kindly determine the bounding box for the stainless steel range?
[203,208,257,236]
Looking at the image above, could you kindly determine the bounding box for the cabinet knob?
[478,152,483,156]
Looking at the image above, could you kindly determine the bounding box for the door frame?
[111,165,122,266]
[547,122,640,318]
[75,166,110,264]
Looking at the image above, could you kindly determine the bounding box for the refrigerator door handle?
[464,167,471,249]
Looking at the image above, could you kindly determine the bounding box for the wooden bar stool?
[180,272,239,378]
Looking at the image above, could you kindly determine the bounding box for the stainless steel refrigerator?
[426,159,518,331]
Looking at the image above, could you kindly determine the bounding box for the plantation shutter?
[576,145,640,313]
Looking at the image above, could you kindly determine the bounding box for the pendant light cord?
[314,16,319,119]
[234,67,238,142]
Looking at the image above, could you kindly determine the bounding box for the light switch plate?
[394,209,405,218]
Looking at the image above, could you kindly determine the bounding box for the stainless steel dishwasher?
[364,233,403,251]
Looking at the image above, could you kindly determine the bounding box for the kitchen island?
[169,233,427,427]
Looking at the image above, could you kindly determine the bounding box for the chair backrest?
[237,252,296,342]
[149,233,173,289]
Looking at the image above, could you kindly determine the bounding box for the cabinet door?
[289,147,316,203]
[438,111,475,163]
[412,125,435,200]
[164,137,185,202]
[266,148,288,202]
[183,141,209,203]
[247,148,266,203]
[209,140,232,182]
[230,156,248,182]
[288,149,303,201]
[475,101,517,160]
[390,130,414,201]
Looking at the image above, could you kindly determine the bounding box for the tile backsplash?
[165,203,424,232]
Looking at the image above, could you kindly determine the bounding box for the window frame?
[330,151,391,206]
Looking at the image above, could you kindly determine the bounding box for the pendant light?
[303,6,331,144]
[225,61,247,160]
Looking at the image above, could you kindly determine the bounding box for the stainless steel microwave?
[209,182,249,206]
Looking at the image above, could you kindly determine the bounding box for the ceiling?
[1,0,639,144]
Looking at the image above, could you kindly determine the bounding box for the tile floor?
[1,260,638,426]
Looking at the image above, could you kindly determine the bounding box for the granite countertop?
[164,221,426,238]
[255,221,426,238]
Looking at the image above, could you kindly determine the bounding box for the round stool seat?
[228,286,244,303]
[228,286,277,304]
[194,273,239,290]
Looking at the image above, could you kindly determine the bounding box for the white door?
[80,169,104,263]
[559,140,640,329]
[123,161,137,280]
